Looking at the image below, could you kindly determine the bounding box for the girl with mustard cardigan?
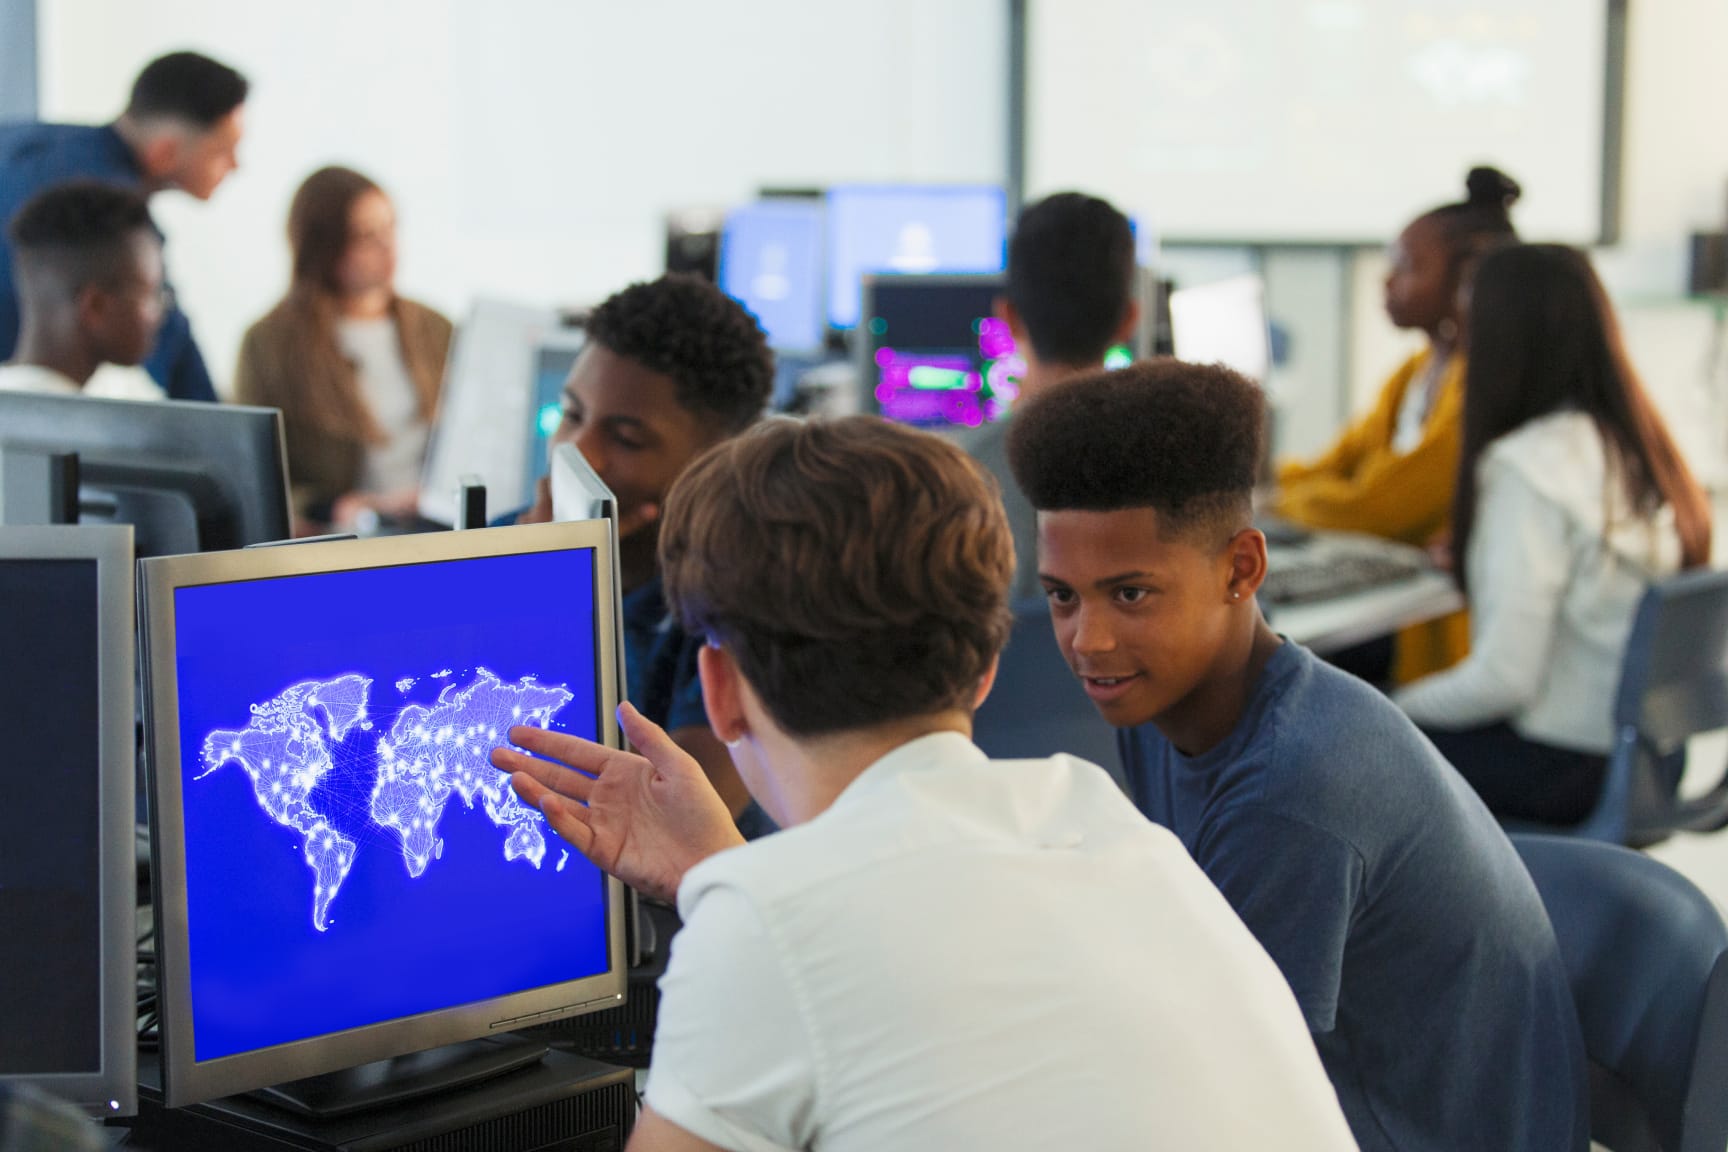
[1275,167,1520,683]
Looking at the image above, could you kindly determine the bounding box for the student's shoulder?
[1480,411,1603,497]
[1259,645,1450,800]
[0,121,116,171]
[394,297,455,342]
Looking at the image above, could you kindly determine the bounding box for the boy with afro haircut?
[515,273,774,834]
[495,415,1355,1151]
[1006,359,1586,1152]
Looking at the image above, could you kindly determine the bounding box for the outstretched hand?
[490,702,745,902]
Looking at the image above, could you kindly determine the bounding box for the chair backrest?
[1576,568,1728,844]
[972,598,1122,783]
[1613,567,1728,758]
[1512,834,1728,1152]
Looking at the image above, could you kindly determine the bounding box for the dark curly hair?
[660,415,1014,737]
[1007,358,1263,545]
[1007,192,1136,366]
[584,273,773,432]
[8,181,157,298]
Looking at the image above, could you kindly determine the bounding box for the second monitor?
[858,274,1025,430]
[826,184,1007,331]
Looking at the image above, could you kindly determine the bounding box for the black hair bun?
[1465,166,1522,212]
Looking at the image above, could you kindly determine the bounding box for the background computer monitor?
[420,299,562,527]
[0,525,137,1117]
[719,199,827,355]
[1168,274,1273,385]
[0,394,291,557]
[525,328,589,506]
[825,184,1008,330]
[858,274,1025,430]
[138,522,628,1108]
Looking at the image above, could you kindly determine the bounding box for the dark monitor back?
[0,527,136,1118]
[0,558,103,1081]
[0,393,291,556]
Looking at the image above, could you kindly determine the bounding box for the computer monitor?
[420,298,562,527]
[825,184,1008,331]
[0,524,136,1117]
[1168,274,1272,385]
[858,274,1026,430]
[719,199,826,355]
[138,522,628,1108]
[525,328,588,504]
[0,393,291,557]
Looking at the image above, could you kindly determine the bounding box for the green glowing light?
[1103,345,1134,370]
[907,366,969,391]
[536,403,563,436]
[869,317,889,336]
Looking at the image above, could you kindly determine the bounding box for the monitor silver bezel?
[0,524,137,1117]
[139,522,627,1108]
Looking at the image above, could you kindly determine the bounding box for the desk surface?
[1264,568,1463,656]
[1261,531,1463,655]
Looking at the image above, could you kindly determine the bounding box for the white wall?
[38,0,1006,395]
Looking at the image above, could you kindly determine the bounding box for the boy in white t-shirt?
[494,416,1356,1152]
[0,181,167,401]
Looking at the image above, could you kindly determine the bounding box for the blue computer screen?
[171,548,610,1063]
[826,185,1007,330]
[720,200,826,353]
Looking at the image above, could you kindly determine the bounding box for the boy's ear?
[74,282,111,337]
[994,295,1028,345]
[697,642,748,745]
[1225,526,1269,602]
[970,652,1001,711]
[1113,298,1142,347]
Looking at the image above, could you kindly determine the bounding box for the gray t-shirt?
[952,418,1041,604]
[1120,641,1588,1152]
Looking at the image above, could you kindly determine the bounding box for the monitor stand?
[132,1037,636,1151]
[256,1035,550,1120]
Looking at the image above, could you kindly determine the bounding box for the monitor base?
[133,1043,635,1151]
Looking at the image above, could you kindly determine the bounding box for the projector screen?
[1028,0,1615,244]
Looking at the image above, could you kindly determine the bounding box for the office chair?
[1563,567,1728,847]
[971,597,1122,785]
[1512,834,1728,1152]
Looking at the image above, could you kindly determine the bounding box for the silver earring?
[724,737,744,750]
[1232,591,1241,600]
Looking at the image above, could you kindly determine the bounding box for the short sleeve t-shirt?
[646,732,1358,1151]
[1119,641,1587,1152]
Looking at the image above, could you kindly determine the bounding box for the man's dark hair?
[125,52,249,129]
[1007,358,1263,544]
[7,181,157,299]
[1006,192,1135,366]
[585,273,773,432]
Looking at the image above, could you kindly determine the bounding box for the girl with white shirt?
[235,167,451,531]
[1397,244,1713,825]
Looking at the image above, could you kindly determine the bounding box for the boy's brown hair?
[659,415,1014,737]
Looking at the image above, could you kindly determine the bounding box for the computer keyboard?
[1260,544,1429,606]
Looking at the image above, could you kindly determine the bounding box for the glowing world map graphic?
[198,669,571,931]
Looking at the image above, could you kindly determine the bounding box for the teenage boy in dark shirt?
[515,274,774,835]
[1005,359,1587,1152]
